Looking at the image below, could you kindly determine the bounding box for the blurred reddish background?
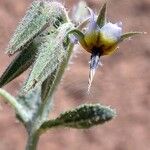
[0,0,150,150]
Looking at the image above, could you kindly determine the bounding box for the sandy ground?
[0,0,150,150]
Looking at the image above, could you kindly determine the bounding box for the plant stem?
[26,131,40,150]
[0,88,28,122]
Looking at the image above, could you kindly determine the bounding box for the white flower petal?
[100,22,122,41]
[86,7,97,33]
[116,21,122,27]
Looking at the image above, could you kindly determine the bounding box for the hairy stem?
[0,88,28,122]
[26,131,40,150]
[25,44,74,149]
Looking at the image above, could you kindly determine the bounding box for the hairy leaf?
[21,23,74,94]
[0,42,37,88]
[40,104,116,130]
[6,1,68,55]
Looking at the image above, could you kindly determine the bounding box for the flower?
[68,3,142,93]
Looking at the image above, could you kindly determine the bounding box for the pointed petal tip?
[86,7,98,33]
[97,2,107,28]
[101,2,107,15]
[103,2,107,8]
[101,2,107,10]
[87,7,95,19]
[119,31,144,42]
